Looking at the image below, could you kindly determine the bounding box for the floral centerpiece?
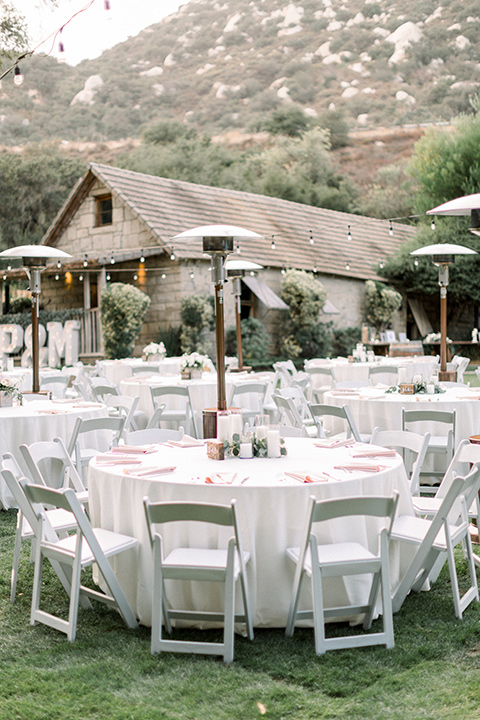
[223,432,287,458]
[180,352,210,379]
[385,381,446,395]
[0,374,23,406]
[142,342,166,360]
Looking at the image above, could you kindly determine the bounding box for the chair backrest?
[131,364,162,375]
[276,424,309,437]
[305,366,337,383]
[402,408,456,447]
[370,428,431,494]
[150,385,197,436]
[272,392,305,430]
[104,394,139,433]
[369,365,399,385]
[91,382,120,401]
[146,404,166,429]
[279,386,312,421]
[228,381,268,410]
[431,439,480,502]
[40,375,71,399]
[1,459,38,532]
[124,427,185,445]
[67,415,125,466]
[307,402,361,442]
[19,437,86,496]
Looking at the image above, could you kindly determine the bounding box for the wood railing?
[80,308,104,358]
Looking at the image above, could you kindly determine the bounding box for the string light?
[106,272,111,281]
[140,250,145,263]
[110,254,115,264]
[250,270,255,276]
[2,274,6,281]
[161,272,166,279]
[389,221,393,237]
[189,269,195,279]
[133,273,138,281]
[55,273,59,281]
[79,274,83,281]
[414,258,419,268]
[271,236,276,250]
[7,263,11,271]
[236,241,241,254]
[56,260,61,269]
[170,249,176,261]
[347,225,352,242]
[345,261,350,270]
[313,263,317,274]
[13,66,23,86]
[431,217,436,231]
[281,266,286,275]
[379,259,384,269]
[309,231,314,245]
[83,254,88,267]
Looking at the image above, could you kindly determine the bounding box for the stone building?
[2,162,416,357]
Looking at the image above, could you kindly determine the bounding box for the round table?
[88,437,414,628]
[306,356,438,385]
[0,398,108,509]
[323,386,480,446]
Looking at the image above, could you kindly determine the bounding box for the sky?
[15,0,186,65]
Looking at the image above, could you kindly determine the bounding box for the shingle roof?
[44,162,416,281]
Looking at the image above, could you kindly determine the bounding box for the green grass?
[1,509,480,720]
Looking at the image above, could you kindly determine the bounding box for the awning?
[241,276,289,310]
[408,298,434,336]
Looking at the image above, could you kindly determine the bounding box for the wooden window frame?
[95,194,113,227]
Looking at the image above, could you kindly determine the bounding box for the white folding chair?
[276,424,309,438]
[307,402,364,442]
[285,493,399,654]
[19,436,88,506]
[272,392,317,438]
[104,393,147,434]
[124,427,185,445]
[391,468,480,619]
[40,374,72,399]
[22,483,138,641]
[304,366,337,402]
[131,364,162,375]
[143,498,253,664]
[228,381,268,424]
[67,415,125,472]
[370,428,431,496]
[91,380,120,402]
[1,456,78,604]
[402,408,456,492]
[150,385,198,438]
[369,365,399,386]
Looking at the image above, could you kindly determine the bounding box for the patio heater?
[410,242,476,381]
[225,259,263,373]
[171,225,263,419]
[0,245,71,391]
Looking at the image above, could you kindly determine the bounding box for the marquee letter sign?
[0,321,80,368]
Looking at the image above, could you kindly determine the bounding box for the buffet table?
[0,398,108,509]
[88,437,414,628]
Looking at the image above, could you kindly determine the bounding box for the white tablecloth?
[323,386,480,446]
[100,358,187,385]
[306,357,438,385]
[88,438,414,628]
[0,399,108,509]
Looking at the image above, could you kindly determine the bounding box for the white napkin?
[205,472,237,484]
[284,471,332,483]
[95,455,143,465]
[167,435,205,448]
[314,438,355,449]
[329,390,359,396]
[334,463,388,473]
[351,449,396,458]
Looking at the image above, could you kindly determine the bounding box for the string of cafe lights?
[0,0,109,85]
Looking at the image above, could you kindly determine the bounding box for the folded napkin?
[74,401,105,408]
[36,409,68,414]
[329,390,359,396]
[284,471,332,483]
[351,449,397,458]
[205,472,237,484]
[167,435,205,448]
[124,465,176,477]
[95,455,143,465]
[111,444,157,454]
[314,438,355,449]
[334,463,388,473]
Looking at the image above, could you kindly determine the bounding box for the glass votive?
[239,442,253,459]
[254,414,269,440]
[267,429,281,458]
[217,411,231,442]
[229,408,243,438]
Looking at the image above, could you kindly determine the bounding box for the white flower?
[180,352,209,370]
[142,342,166,357]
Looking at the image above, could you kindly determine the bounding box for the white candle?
[230,411,243,438]
[267,429,281,458]
[255,425,267,440]
[239,442,253,459]
[217,412,231,442]
[426,383,435,394]
[398,367,407,384]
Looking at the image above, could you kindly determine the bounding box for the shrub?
[332,326,362,357]
[157,325,182,356]
[225,317,270,363]
[180,294,214,353]
[365,280,402,332]
[280,269,328,358]
[100,282,150,359]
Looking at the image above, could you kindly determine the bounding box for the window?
[95,194,113,226]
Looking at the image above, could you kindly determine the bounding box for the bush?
[158,325,182,357]
[225,317,270,363]
[100,283,150,359]
[365,280,402,332]
[280,269,329,358]
[332,326,362,357]
[180,294,214,353]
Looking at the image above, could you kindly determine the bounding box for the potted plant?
[0,374,22,406]
[180,352,209,379]
[142,342,166,361]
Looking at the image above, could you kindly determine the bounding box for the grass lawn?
[1,509,480,719]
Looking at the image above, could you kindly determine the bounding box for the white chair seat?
[21,508,76,538]
[287,542,377,569]
[52,528,138,566]
[164,547,249,576]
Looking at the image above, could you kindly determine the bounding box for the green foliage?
[157,325,182,357]
[261,105,312,137]
[280,269,330,358]
[100,282,150,359]
[180,294,213,353]
[0,146,86,249]
[365,280,402,331]
[0,307,85,331]
[359,164,416,219]
[332,326,363,357]
[318,109,350,149]
[0,1,28,58]
[225,317,270,362]
[141,119,194,145]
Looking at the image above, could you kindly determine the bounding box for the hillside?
[1,0,479,147]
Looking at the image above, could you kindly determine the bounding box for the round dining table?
[306,356,438,385]
[323,385,480,446]
[119,372,275,434]
[99,358,189,385]
[0,398,108,510]
[87,437,415,628]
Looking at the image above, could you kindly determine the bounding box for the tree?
[180,294,214,353]
[261,104,312,137]
[0,1,28,60]
[280,269,332,358]
[364,280,402,332]
[0,147,86,250]
[101,283,150,359]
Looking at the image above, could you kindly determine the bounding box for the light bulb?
[140,253,145,263]
[170,250,176,261]
[190,270,195,279]
[281,266,286,275]
[236,243,241,254]
[161,272,166,279]
[271,237,276,250]
[106,272,111,281]
[57,260,61,269]
[55,273,59,281]
[389,221,393,236]
[313,264,317,273]
[309,232,314,245]
[7,264,11,271]
[431,218,436,230]
[79,274,83,281]
[83,255,88,267]
[110,255,115,264]
[414,257,419,267]
[345,261,350,270]
[133,273,138,281]
[347,225,352,242]
[2,274,6,281]
[379,259,384,269]
[13,66,23,86]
